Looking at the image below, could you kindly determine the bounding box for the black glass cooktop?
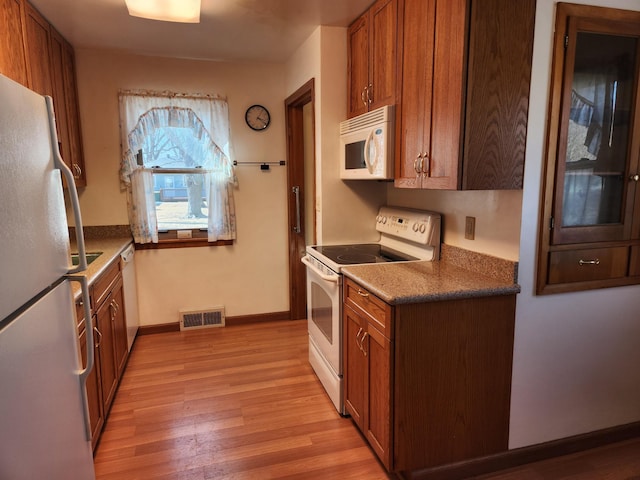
[311,244,417,265]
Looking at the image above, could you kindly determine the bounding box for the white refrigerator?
[0,74,96,479]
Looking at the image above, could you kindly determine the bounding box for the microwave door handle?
[364,130,377,174]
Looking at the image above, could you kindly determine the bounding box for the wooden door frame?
[285,79,316,320]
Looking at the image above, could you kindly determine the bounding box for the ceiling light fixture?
[125,0,201,23]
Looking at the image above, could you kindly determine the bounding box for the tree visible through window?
[140,126,211,231]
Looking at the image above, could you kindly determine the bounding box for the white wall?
[285,26,386,245]
[75,50,289,324]
[510,0,640,448]
[387,188,523,261]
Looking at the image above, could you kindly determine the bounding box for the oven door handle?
[301,255,340,283]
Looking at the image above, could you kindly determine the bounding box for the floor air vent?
[179,307,225,331]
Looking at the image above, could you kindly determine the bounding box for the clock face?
[245,104,270,131]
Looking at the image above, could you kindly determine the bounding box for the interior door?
[285,79,316,320]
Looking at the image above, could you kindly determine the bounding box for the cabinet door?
[23,3,52,96]
[60,38,86,186]
[550,8,640,245]
[0,0,28,85]
[344,305,366,429]
[111,282,129,376]
[425,0,467,189]
[79,326,104,450]
[368,0,397,111]
[49,28,72,173]
[347,14,369,118]
[95,301,118,414]
[462,0,535,190]
[364,322,392,470]
[395,0,435,189]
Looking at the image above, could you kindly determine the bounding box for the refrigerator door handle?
[44,96,88,274]
[67,275,94,442]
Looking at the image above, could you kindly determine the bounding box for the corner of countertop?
[440,244,518,284]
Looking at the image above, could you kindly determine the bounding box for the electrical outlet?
[465,216,476,240]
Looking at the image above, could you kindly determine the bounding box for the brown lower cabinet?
[343,277,516,474]
[76,257,129,450]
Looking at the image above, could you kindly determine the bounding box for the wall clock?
[245,104,270,131]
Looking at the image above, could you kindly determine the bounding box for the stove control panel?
[376,207,441,246]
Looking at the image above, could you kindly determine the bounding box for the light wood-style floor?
[94,319,640,480]
[93,320,390,479]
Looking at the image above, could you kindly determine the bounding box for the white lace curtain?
[118,91,237,243]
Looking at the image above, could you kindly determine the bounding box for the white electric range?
[302,206,442,414]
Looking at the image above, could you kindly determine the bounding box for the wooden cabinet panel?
[344,305,366,428]
[343,279,516,474]
[344,278,392,338]
[111,281,128,376]
[60,37,86,186]
[548,247,629,285]
[92,259,121,309]
[462,0,534,189]
[0,0,28,85]
[23,2,51,96]
[79,325,104,451]
[364,322,391,469]
[395,0,534,190]
[49,29,71,166]
[95,301,118,415]
[537,4,640,294]
[3,1,86,186]
[343,301,392,471]
[393,296,515,471]
[368,0,397,111]
[347,0,398,118]
[395,0,434,189]
[347,15,369,118]
[630,246,640,277]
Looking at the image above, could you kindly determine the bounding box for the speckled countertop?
[69,226,133,300]
[341,244,520,305]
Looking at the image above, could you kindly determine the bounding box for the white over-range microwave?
[339,104,394,180]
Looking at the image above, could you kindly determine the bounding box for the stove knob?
[419,224,426,233]
[412,223,419,232]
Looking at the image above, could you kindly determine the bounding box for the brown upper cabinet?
[347,0,399,119]
[537,3,640,294]
[0,0,29,85]
[394,0,535,190]
[1,0,86,187]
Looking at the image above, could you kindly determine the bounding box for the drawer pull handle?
[356,289,369,298]
[578,259,600,266]
[93,326,102,348]
[361,332,369,357]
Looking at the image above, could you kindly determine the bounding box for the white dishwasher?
[120,244,139,351]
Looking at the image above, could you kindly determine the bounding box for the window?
[119,92,237,247]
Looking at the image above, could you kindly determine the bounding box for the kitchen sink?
[71,252,102,266]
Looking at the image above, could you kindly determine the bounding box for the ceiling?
[29,0,372,63]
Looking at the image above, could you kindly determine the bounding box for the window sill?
[134,237,233,250]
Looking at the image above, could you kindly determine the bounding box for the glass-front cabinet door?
[554,12,640,244]
[538,3,640,294]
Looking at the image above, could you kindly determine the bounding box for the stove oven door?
[303,256,343,376]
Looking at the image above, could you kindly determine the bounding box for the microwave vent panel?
[179,307,225,331]
[340,105,394,135]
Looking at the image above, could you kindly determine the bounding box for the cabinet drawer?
[548,247,629,284]
[344,278,392,338]
[91,259,121,309]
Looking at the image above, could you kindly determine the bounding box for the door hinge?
[550,216,555,230]
[564,34,569,49]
